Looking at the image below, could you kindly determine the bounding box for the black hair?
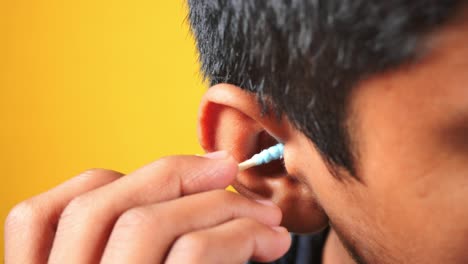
[187,0,461,177]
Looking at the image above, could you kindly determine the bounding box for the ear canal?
[257,131,281,154]
[243,131,287,178]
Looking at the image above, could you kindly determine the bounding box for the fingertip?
[213,156,239,184]
[183,154,238,193]
[204,151,238,168]
[272,226,288,234]
[201,150,239,179]
[271,226,292,253]
[276,228,292,258]
[203,150,230,159]
[251,226,292,262]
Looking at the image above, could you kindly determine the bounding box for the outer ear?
[198,83,288,163]
[198,83,329,233]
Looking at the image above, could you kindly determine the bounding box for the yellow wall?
[1,1,206,258]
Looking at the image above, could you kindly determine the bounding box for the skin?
[4,156,291,263]
[198,7,468,264]
[5,6,468,264]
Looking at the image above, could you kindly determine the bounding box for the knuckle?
[231,218,268,241]
[211,189,239,204]
[236,217,262,229]
[173,233,209,259]
[66,195,91,212]
[60,195,91,221]
[115,207,150,229]
[153,157,178,172]
[265,202,282,218]
[5,200,42,232]
[76,168,120,182]
[78,168,106,178]
[56,195,97,233]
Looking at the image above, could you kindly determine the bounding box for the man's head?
[189,0,468,263]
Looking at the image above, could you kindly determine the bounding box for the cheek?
[343,43,468,261]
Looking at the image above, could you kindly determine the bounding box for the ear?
[198,83,292,163]
[198,83,329,233]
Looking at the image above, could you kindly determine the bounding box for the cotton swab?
[238,143,284,171]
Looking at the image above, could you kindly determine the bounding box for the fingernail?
[255,199,277,207]
[272,226,288,233]
[203,150,230,159]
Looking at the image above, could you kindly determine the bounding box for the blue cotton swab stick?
[238,143,284,171]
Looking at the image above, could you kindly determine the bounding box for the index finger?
[116,151,238,202]
[135,151,238,200]
[49,153,238,263]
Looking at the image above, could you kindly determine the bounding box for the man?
[5,0,468,263]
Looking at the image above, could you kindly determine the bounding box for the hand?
[5,152,291,263]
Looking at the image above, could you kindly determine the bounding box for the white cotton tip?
[238,143,284,171]
[238,159,258,171]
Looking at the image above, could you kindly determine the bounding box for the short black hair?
[188,0,461,177]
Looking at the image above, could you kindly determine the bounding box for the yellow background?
[1,1,206,258]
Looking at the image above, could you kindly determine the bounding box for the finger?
[165,218,291,264]
[49,154,237,263]
[100,190,282,263]
[4,169,123,264]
